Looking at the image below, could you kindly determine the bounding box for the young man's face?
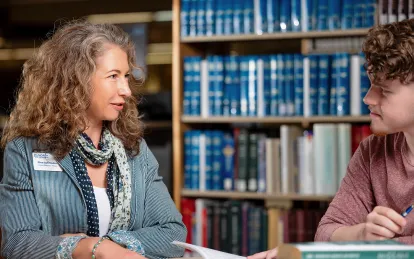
[364,74,414,136]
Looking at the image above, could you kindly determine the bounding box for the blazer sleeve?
[107,140,187,259]
[0,139,64,259]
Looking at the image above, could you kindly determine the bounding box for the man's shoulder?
[361,132,404,155]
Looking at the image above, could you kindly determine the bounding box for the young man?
[248,18,414,259]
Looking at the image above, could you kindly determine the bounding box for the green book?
[278,240,414,259]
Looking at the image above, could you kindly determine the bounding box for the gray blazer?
[0,137,186,259]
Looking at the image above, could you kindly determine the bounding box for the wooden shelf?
[180,29,369,43]
[181,115,371,125]
[181,190,333,202]
[143,120,172,129]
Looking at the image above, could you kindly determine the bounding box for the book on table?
[172,241,246,259]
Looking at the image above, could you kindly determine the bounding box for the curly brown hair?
[362,18,414,84]
[1,20,144,159]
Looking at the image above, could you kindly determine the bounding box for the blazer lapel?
[57,154,79,187]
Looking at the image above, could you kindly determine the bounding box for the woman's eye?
[109,74,117,79]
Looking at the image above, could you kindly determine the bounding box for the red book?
[361,125,372,140]
[351,125,362,154]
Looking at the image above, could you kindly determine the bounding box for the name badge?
[32,153,62,171]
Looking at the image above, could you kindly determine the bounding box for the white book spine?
[350,55,361,116]
[195,199,204,247]
[410,0,414,19]
[389,0,397,23]
[199,134,206,191]
[266,139,274,194]
[337,123,351,186]
[254,0,263,34]
[200,60,209,118]
[303,57,310,117]
[301,0,308,32]
[257,58,265,117]
[379,0,388,24]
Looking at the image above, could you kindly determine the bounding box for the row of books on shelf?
[379,0,414,25]
[181,198,268,257]
[184,124,371,196]
[181,198,327,257]
[183,52,370,118]
[181,0,376,38]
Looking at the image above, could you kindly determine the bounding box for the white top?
[93,186,112,237]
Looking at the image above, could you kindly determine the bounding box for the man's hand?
[247,248,277,259]
[360,206,407,240]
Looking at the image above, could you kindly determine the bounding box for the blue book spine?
[269,55,279,116]
[259,0,268,34]
[328,0,342,30]
[280,0,292,32]
[212,131,223,190]
[192,57,202,116]
[269,0,281,33]
[263,56,272,116]
[224,0,234,35]
[206,0,215,36]
[291,0,301,32]
[230,56,240,116]
[233,0,244,34]
[317,0,329,30]
[240,56,250,116]
[294,54,304,116]
[189,0,198,36]
[191,131,201,189]
[318,54,331,115]
[184,131,193,189]
[222,132,235,191]
[215,56,224,116]
[354,0,364,28]
[244,0,255,34]
[364,0,376,28]
[306,0,316,31]
[337,53,350,116]
[181,0,191,37]
[359,52,370,115]
[277,55,286,116]
[205,131,213,190]
[309,55,319,116]
[247,55,258,116]
[341,0,354,29]
[330,54,340,116]
[197,0,207,36]
[207,56,216,116]
[215,0,225,35]
[183,57,192,116]
[223,56,232,116]
[285,54,295,116]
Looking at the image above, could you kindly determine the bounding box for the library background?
[0,0,404,257]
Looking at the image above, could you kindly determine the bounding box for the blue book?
[212,131,223,190]
[247,55,258,116]
[233,0,244,34]
[191,130,201,190]
[294,54,304,116]
[254,0,268,34]
[244,0,255,34]
[354,0,364,28]
[341,0,354,29]
[330,54,340,116]
[209,56,224,116]
[181,0,191,37]
[317,0,329,30]
[318,54,331,115]
[207,56,216,116]
[291,0,301,32]
[183,57,192,115]
[364,0,376,27]
[197,0,207,36]
[215,0,225,35]
[305,0,317,31]
[222,132,235,191]
[263,56,272,116]
[189,0,198,36]
[184,131,193,189]
[205,131,213,190]
[277,55,286,116]
[206,0,216,35]
[229,56,240,116]
[240,56,250,116]
[284,54,295,116]
[280,0,292,32]
[223,56,232,116]
[191,57,202,116]
[359,52,370,115]
[309,55,319,116]
[328,0,342,30]
[337,52,350,116]
[269,55,279,116]
[224,0,234,35]
[268,0,280,33]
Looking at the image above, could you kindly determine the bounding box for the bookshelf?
[172,0,373,253]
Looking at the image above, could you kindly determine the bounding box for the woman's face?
[86,44,132,127]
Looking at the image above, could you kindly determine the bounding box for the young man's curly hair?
[362,18,414,84]
[1,20,144,159]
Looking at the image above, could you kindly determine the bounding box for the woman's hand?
[247,248,278,259]
[60,233,87,238]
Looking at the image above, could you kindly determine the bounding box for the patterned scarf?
[75,128,132,232]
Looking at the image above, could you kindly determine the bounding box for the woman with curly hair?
[249,18,414,259]
[0,20,186,259]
